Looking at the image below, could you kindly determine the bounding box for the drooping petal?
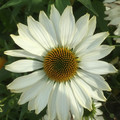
[77,70,111,91]
[79,61,117,75]
[5,59,43,73]
[4,49,43,60]
[27,16,55,49]
[10,35,45,56]
[71,13,89,48]
[70,79,92,111]
[50,5,61,45]
[76,32,109,54]
[10,87,28,93]
[80,45,115,61]
[39,11,58,46]
[59,6,75,47]
[87,16,96,36]
[66,82,83,120]
[75,75,106,101]
[35,81,54,114]
[7,70,45,90]
[48,83,58,120]
[28,98,35,111]
[18,77,47,105]
[56,83,69,120]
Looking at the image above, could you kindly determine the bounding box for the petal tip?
[111,45,115,49]
[17,23,21,27]
[7,84,11,89]
[108,87,112,91]
[27,16,34,22]
[86,13,90,16]
[106,31,110,36]
[4,51,8,55]
[35,109,39,114]
[10,34,14,38]
[5,65,9,71]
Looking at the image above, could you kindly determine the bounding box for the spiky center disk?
[44,48,78,82]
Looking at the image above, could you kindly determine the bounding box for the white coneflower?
[83,101,104,120]
[5,5,117,120]
[104,0,120,43]
[93,101,104,120]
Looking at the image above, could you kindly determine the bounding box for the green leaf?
[0,0,23,10]
[31,0,43,4]
[55,0,71,14]
[93,0,108,31]
[19,104,27,120]
[77,0,98,16]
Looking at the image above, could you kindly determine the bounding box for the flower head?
[5,5,117,120]
[83,101,104,120]
[104,0,120,43]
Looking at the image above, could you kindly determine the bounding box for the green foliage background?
[0,0,120,120]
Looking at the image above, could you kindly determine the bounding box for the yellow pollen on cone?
[43,47,78,82]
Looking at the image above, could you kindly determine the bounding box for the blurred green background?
[0,0,120,120]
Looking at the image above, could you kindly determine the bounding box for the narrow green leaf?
[31,0,43,4]
[55,0,71,14]
[77,0,98,16]
[0,0,23,10]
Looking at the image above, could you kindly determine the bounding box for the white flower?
[94,101,104,120]
[104,0,120,43]
[5,5,117,120]
[83,101,104,120]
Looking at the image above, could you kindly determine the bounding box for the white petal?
[17,23,30,36]
[50,5,61,45]
[5,59,43,73]
[104,0,116,3]
[17,23,46,55]
[4,49,43,60]
[76,32,109,54]
[59,6,75,47]
[108,17,120,25]
[114,24,120,36]
[27,16,55,49]
[66,82,83,120]
[48,83,58,120]
[80,45,115,61]
[10,87,28,93]
[70,80,92,110]
[56,83,69,120]
[39,11,58,46]
[28,98,35,111]
[79,61,117,74]
[10,35,45,56]
[7,70,45,90]
[35,81,54,114]
[95,116,104,120]
[87,16,96,36]
[18,77,47,105]
[75,74,106,101]
[77,70,111,91]
[96,109,103,116]
[95,102,102,108]
[71,13,89,48]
